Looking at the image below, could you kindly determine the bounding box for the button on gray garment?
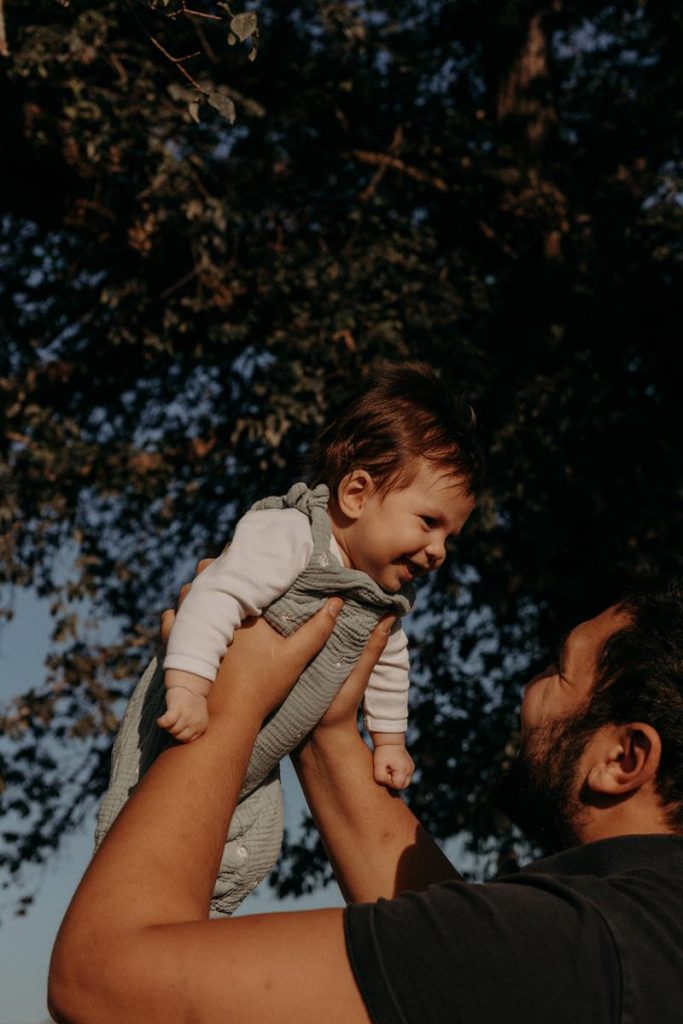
[95,483,414,916]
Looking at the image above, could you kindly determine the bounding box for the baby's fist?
[157,686,209,743]
[372,743,415,790]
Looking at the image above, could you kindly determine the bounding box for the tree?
[1,0,682,904]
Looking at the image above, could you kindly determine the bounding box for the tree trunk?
[484,2,566,258]
[496,9,557,181]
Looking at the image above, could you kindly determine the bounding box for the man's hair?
[589,576,683,832]
[307,361,485,498]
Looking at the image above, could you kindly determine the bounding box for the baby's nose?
[425,537,446,565]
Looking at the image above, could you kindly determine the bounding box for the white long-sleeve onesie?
[164,507,410,733]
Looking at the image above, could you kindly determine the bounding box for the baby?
[160,362,483,789]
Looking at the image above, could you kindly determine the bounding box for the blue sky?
[0,588,343,1024]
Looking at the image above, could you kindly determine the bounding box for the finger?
[282,598,344,674]
[162,713,189,736]
[156,710,176,729]
[321,615,396,724]
[195,558,214,576]
[169,721,190,738]
[343,614,396,691]
[373,764,393,786]
[175,725,197,743]
[160,608,176,645]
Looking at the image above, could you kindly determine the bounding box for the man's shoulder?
[345,836,683,1024]
[513,833,683,883]
[502,834,683,921]
[502,835,683,1022]
[346,872,618,1024]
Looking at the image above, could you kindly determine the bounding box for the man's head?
[498,578,683,853]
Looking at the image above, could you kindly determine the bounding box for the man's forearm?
[49,604,373,1024]
[293,723,459,904]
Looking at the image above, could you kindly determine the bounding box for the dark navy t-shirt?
[344,835,683,1024]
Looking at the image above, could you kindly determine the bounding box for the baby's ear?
[337,469,375,519]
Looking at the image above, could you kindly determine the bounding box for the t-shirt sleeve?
[343,875,619,1024]
[362,623,410,733]
[163,508,313,680]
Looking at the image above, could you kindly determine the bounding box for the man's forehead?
[566,605,632,669]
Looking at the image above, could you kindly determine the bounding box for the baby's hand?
[372,741,415,790]
[157,685,209,743]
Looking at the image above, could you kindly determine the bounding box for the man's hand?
[159,559,347,728]
[159,560,396,743]
[313,615,397,731]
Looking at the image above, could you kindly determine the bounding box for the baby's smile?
[329,457,477,595]
[397,557,430,580]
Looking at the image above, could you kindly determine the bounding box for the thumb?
[284,597,343,669]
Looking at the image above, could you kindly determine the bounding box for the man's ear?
[586,723,662,797]
[336,470,376,520]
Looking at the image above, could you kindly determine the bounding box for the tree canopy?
[1,0,682,903]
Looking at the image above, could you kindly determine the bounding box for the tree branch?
[351,151,448,192]
[125,0,204,92]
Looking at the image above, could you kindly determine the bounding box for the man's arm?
[292,630,460,904]
[49,600,372,1024]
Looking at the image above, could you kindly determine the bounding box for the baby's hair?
[307,361,484,498]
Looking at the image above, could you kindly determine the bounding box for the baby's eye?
[421,515,438,528]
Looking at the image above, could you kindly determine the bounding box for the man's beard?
[495,712,595,854]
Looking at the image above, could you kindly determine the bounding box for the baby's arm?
[363,624,414,789]
[160,508,313,742]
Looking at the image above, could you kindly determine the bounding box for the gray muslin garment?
[95,483,414,915]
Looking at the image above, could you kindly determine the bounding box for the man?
[49,576,683,1023]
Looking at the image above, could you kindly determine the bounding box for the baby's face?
[346,458,475,592]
